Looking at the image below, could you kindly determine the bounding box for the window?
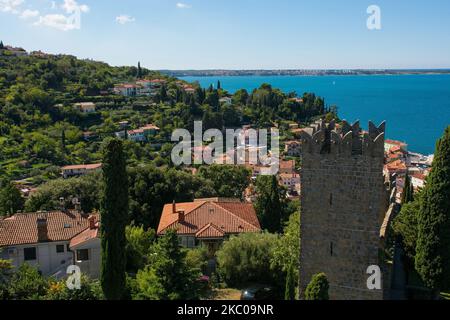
[56,245,65,254]
[329,193,333,206]
[77,249,89,261]
[24,247,37,261]
[330,242,334,257]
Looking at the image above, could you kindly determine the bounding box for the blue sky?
[1,0,450,69]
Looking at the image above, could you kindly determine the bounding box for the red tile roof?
[69,222,100,248]
[157,200,261,237]
[195,223,225,239]
[0,211,96,247]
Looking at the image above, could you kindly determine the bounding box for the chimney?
[172,200,176,214]
[37,217,48,242]
[88,215,96,230]
[178,210,185,223]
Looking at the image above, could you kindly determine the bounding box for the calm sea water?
[181,75,450,155]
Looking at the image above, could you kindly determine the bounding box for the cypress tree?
[0,41,4,49]
[255,175,283,233]
[137,62,142,79]
[402,174,414,204]
[415,126,450,295]
[285,266,296,300]
[217,80,221,90]
[304,273,329,300]
[100,139,129,300]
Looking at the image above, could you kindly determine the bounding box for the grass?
[206,288,241,301]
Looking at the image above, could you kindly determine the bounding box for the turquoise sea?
[181,75,450,155]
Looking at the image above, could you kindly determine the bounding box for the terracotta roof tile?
[157,200,261,237]
[195,223,225,239]
[0,211,95,247]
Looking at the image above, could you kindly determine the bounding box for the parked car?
[240,285,276,300]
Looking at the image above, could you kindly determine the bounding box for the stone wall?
[299,120,386,300]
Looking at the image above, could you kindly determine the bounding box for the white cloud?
[0,0,24,14]
[176,3,191,9]
[20,8,39,19]
[34,13,78,31]
[51,1,56,10]
[116,14,135,25]
[61,0,89,14]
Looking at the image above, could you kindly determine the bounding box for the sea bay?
[181,75,450,155]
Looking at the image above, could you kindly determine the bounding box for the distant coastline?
[160,69,450,77]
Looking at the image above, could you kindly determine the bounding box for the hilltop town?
[0,44,448,301]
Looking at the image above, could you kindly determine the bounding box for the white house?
[74,102,96,113]
[0,211,101,279]
[279,173,301,191]
[61,163,102,179]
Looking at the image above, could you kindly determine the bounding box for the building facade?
[299,120,387,300]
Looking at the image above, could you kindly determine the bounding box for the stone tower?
[299,120,386,300]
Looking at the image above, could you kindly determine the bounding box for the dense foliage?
[416,126,450,292]
[304,273,330,300]
[133,230,201,300]
[216,232,281,288]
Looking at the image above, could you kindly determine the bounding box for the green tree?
[125,225,156,273]
[0,41,4,49]
[271,211,300,279]
[304,273,329,300]
[198,165,250,199]
[216,232,280,288]
[0,181,24,217]
[285,266,296,300]
[255,175,283,233]
[137,62,142,79]
[0,258,13,299]
[7,264,49,300]
[100,139,129,300]
[134,230,200,300]
[393,199,420,261]
[415,126,450,294]
[402,174,414,204]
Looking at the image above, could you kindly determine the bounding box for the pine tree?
[100,139,129,300]
[217,80,221,90]
[0,41,4,50]
[285,266,296,300]
[304,273,329,300]
[415,126,450,294]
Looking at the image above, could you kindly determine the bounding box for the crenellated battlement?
[300,120,386,157]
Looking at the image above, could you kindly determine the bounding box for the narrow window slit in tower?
[329,193,333,206]
[330,242,334,256]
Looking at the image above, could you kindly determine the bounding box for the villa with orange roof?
[157,198,261,253]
